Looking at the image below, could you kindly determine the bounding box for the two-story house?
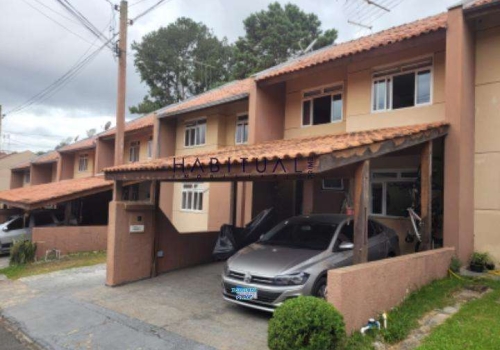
[103,0,500,287]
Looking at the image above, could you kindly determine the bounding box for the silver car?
[221,214,399,312]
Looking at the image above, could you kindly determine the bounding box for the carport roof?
[104,122,449,181]
[0,176,113,210]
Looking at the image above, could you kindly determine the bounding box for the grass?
[0,251,106,280]
[416,279,500,350]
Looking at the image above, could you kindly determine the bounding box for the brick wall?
[33,225,107,259]
[327,247,455,333]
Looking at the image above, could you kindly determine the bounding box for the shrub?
[268,296,345,350]
[10,239,37,265]
[450,256,462,273]
[470,252,491,267]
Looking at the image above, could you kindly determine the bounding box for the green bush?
[10,239,37,265]
[268,296,345,350]
[450,256,462,273]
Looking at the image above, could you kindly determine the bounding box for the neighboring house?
[2,151,35,190]
[101,0,500,287]
[0,114,155,225]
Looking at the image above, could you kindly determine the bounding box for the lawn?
[416,280,500,350]
[0,251,106,280]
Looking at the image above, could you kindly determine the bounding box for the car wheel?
[313,277,327,299]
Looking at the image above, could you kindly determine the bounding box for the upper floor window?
[371,169,418,217]
[302,84,343,126]
[24,171,30,184]
[78,154,89,172]
[235,114,249,144]
[147,136,153,159]
[184,119,206,147]
[372,58,432,112]
[129,141,140,163]
[181,183,203,211]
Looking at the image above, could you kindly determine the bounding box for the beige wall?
[474,18,500,263]
[73,150,95,179]
[282,40,446,139]
[0,152,34,191]
[328,248,454,333]
[125,132,152,164]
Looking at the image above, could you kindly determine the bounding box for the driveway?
[0,254,9,269]
[0,262,270,350]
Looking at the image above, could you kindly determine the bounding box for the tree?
[130,17,233,114]
[231,2,338,79]
[55,137,72,150]
[86,129,96,138]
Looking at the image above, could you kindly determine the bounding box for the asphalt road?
[0,323,31,350]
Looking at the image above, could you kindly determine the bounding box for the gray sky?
[0,0,457,152]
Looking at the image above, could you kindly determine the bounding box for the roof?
[0,176,113,210]
[31,151,59,165]
[255,13,447,81]
[58,136,97,153]
[157,78,254,118]
[105,122,448,174]
[100,113,155,138]
[465,0,499,9]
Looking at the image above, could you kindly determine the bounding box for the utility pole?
[114,1,128,166]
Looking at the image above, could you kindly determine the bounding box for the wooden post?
[353,160,370,264]
[230,181,238,225]
[420,141,433,250]
[64,201,72,225]
[302,179,314,215]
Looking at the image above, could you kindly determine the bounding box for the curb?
[0,315,46,350]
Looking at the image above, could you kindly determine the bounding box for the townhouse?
[102,0,500,287]
[0,114,155,224]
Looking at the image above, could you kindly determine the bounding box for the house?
[102,0,500,290]
[0,114,155,224]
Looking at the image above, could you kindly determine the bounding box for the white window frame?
[235,113,249,145]
[370,169,418,217]
[78,153,89,172]
[147,137,153,159]
[371,58,433,113]
[184,118,207,148]
[129,141,140,163]
[322,179,344,191]
[24,171,30,184]
[301,83,344,127]
[181,183,204,212]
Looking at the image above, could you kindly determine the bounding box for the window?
[24,171,30,184]
[235,115,249,144]
[372,58,432,112]
[181,183,204,211]
[123,184,139,201]
[302,84,343,126]
[78,154,88,172]
[371,170,417,217]
[129,141,140,163]
[322,179,344,191]
[147,137,153,159]
[184,119,206,147]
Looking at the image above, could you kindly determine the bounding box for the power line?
[131,0,175,23]
[4,131,66,139]
[21,0,100,47]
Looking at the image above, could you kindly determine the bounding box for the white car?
[0,211,63,254]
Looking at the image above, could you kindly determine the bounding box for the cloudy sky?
[1,0,458,153]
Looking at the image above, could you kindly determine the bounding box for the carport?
[103,122,448,286]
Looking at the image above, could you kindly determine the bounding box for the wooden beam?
[420,141,433,250]
[353,160,370,264]
[230,181,238,225]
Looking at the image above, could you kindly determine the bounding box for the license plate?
[232,286,258,300]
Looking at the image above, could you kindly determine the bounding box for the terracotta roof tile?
[465,0,499,9]
[157,78,254,117]
[0,176,112,209]
[255,13,447,81]
[100,113,155,138]
[105,122,448,174]
[31,151,59,165]
[58,136,96,153]
[11,161,32,171]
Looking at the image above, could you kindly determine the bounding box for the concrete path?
[0,255,9,269]
[0,322,33,350]
[0,263,269,350]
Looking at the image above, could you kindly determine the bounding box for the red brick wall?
[33,225,107,259]
[327,248,455,333]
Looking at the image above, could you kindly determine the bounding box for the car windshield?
[260,219,338,250]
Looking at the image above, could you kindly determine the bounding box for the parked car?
[221,214,399,312]
[0,211,63,254]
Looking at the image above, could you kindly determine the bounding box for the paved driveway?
[0,262,270,350]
